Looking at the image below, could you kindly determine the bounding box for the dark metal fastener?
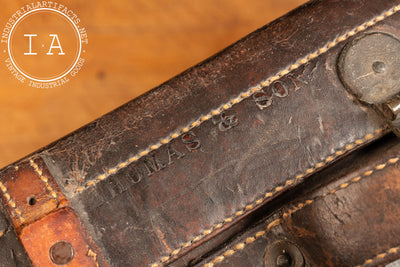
[49,241,75,265]
[338,32,400,105]
[338,32,400,137]
[264,240,304,267]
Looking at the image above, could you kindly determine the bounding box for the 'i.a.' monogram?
[24,34,65,56]
[2,3,88,88]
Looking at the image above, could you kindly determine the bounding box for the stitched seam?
[150,128,383,267]
[355,245,400,267]
[87,249,100,267]
[0,181,24,223]
[149,3,399,265]
[202,156,400,267]
[79,5,400,197]
[30,160,58,199]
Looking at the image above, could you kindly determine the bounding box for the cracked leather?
[1,0,400,266]
[283,134,400,266]
[198,133,400,267]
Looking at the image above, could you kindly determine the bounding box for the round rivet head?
[276,252,291,267]
[49,241,74,265]
[372,61,386,74]
[338,32,400,104]
[264,240,304,267]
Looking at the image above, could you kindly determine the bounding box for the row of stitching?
[202,156,400,267]
[0,181,24,223]
[355,245,400,267]
[149,129,384,267]
[87,249,100,267]
[78,5,400,196]
[148,4,400,265]
[29,159,58,199]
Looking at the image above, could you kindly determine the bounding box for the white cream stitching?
[355,245,400,267]
[149,128,384,267]
[29,159,58,199]
[202,156,400,267]
[147,3,400,265]
[80,5,399,196]
[0,181,24,223]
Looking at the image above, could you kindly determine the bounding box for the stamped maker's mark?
[77,63,314,208]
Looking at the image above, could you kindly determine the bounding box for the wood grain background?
[0,0,306,167]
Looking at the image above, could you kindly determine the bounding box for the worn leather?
[1,0,400,266]
[199,134,400,267]
[0,205,31,267]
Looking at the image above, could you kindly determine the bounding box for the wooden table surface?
[0,0,307,167]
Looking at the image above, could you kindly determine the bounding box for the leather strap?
[199,134,400,266]
[0,0,399,266]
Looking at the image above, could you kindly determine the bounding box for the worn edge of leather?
[0,158,63,226]
[356,246,400,267]
[0,157,68,228]
[0,200,33,266]
[200,156,400,267]
[155,129,385,266]
[0,157,107,266]
[0,181,24,223]
[147,4,400,267]
[29,159,58,200]
[77,6,400,197]
[19,207,103,267]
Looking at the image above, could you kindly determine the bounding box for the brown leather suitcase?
[2,0,400,266]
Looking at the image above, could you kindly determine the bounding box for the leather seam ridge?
[150,129,384,266]
[355,245,400,267]
[77,5,400,197]
[202,156,400,267]
[146,3,400,265]
[0,159,60,226]
[29,159,58,200]
[0,181,24,223]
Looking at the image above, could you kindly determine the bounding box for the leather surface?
[0,204,31,267]
[198,134,400,266]
[285,134,400,266]
[0,0,307,167]
[40,0,395,265]
[0,158,106,266]
[1,0,400,266]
